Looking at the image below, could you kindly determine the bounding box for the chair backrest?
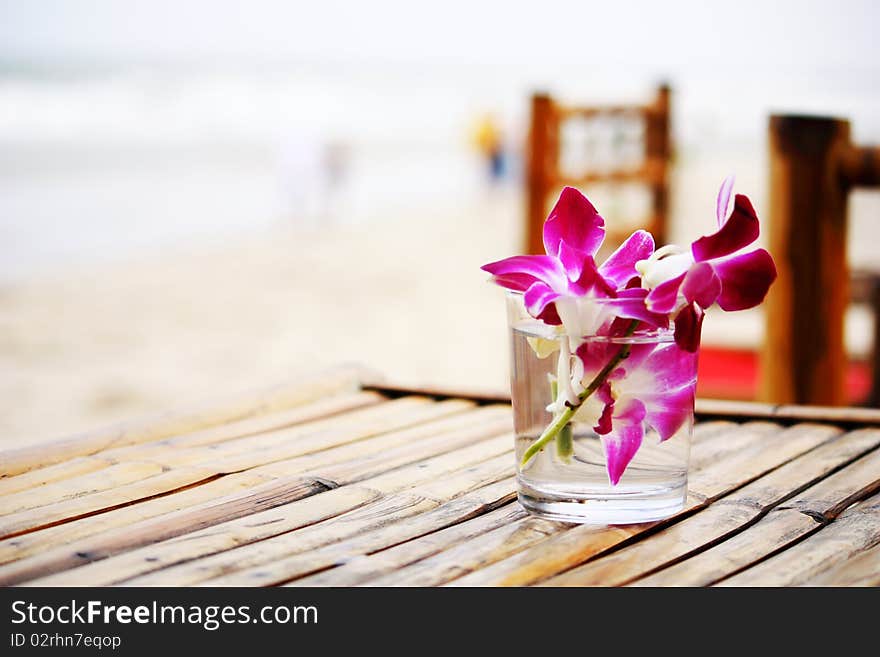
[524,84,672,255]
[761,114,880,406]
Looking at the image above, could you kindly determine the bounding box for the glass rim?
[504,289,677,341]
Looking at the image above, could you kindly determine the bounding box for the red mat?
[697,346,872,404]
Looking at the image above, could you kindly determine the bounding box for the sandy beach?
[3,178,876,452]
[0,190,522,449]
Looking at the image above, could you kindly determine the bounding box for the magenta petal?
[691,194,760,262]
[558,241,589,283]
[716,175,736,227]
[570,255,616,297]
[523,281,561,318]
[645,272,686,314]
[643,384,696,441]
[680,261,722,309]
[713,248,778,311]
[593,383,615,435]
[576,341,624,377]
[601,398,646,485]
[602,292,669,328]
[542,187,606,258]
[599,230,655,288]
[673,303,704,352]
[643,343,699,391]
[481,255,566,292]
[607,342,655,379]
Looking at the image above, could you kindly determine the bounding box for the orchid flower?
[481,187,665,413]
[481,187,664,337]
[575,340,698,485]
[480,178,777,487]
[634,176,777,351]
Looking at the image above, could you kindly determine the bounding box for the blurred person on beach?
[277,134,351,226]
[471,112,506,185]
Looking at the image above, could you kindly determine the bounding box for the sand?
[0,190,520,449]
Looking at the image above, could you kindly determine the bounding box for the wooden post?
[645,84,671,246]
[760,115,852,405]
[525,93,555,255]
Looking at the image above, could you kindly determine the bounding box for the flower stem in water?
[520,319,640,468]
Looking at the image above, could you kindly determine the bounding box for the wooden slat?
[0,398,472,538]
[628,509,816,587]
[206,478,516,586]
[0,467,218,539]
[156,391,384,448]
[0,471,275,566]
[539,424,865,587]
[687,423,840,500]
[557,158,665,187]
[353,510,553,588]
[0,461,167,515]
[0,456,115,497]
[0,391,384,496]
[0,405,509,574]
[783,438,880,519]
[695,398,880,428]
[557,104,650,119]
[346,422,777,586]
[442,423,837,587]
[96,396,450,468]
[0,365,365,477]
[26,437,513,585]
[252,405,511,482]
[0,475,330,586]
[25,485,383,587]
[120,452,514,586]
[717,491,880,586]
[186,398,475,473]
[800,542,880,586]
[293,504,527,587]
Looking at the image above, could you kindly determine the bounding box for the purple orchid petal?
[716,175,736,227]
[569,255,617,297]
[642,343,699,391]
[691,194,760,262]
[576,340,623,379]
[558,241,589,283]
[481,255,566,292]
[608,341,655,378]
[593,383,615,435]
[601,397,647,485]
[543,187,606,258]
[713,248,778,311]
[642,383,696,441]
[599,230,655,288]
[673,303,704,352]
[603,294,669,328]
[645,272,686,314]
[523,281,562,322]
[680,261,722,309]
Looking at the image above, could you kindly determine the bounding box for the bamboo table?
[1,368,878,587]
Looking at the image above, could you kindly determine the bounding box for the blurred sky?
[0,0,878,279]
[1,0,877,74]
[1,0,878,141]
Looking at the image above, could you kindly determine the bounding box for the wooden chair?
[761,114,880,406]
[524,84,672,255]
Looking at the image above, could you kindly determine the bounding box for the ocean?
[1,60,878,283]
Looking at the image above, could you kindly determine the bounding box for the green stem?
[556,423,573,461]
[520,320,640,469]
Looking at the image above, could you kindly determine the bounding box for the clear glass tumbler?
[506,292,696,524]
